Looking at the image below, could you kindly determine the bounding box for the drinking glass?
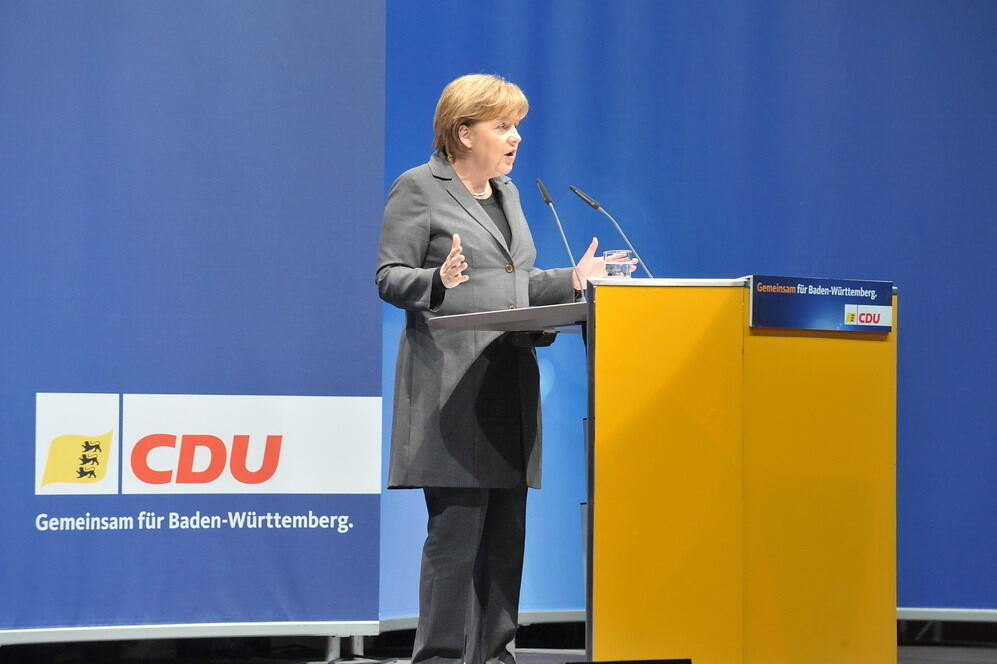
[603,250,634,277]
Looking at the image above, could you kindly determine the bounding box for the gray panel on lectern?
[428,302,587,332]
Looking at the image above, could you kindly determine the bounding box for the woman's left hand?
[573,237,605,289]
[572,237,638,288]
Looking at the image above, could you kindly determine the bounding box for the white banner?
[118,394,381,495]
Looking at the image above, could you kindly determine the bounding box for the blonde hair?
[433,74,529,159]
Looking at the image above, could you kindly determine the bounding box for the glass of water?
[603,250,634,277]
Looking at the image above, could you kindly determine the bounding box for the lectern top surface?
[588,277,898,293]
[587,277,749,287]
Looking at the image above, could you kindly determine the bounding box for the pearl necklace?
[452,163,489,197]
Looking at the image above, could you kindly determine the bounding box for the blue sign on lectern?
[749,275,893,332]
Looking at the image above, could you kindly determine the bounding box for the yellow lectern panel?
[589,283,896,664]
[591,284,745,663]
[741,293,897,664]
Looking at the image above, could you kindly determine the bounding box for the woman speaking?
[376,74,605,664]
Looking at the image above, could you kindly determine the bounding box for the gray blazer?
[376,152,575,489]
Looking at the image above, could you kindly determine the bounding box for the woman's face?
[460,115,522,179]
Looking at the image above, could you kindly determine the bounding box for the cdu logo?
[36,392,381,496]
[843,304,892,328]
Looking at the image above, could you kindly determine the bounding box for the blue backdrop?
[1,0,993,633]
[380,0,997,619]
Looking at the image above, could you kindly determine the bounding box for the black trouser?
[411,484,528,664]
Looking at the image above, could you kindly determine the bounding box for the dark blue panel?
[751,276,893,331]
[0,0,385,631]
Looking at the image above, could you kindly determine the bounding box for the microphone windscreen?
[535,178,553,205]
[569,185,601,209]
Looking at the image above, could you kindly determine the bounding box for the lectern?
[431,278,898,664]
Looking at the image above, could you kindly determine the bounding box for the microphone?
[568,185,600,209]
[535,179,583,296]
[536,177,554,206]
[568,185,654,278]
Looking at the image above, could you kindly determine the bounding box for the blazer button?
[505,264,514,273]
[507,304,517,310]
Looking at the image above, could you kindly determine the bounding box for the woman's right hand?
[440,233,469,288]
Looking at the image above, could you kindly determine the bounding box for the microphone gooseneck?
[568,185,654,278]
[535,178,583,297]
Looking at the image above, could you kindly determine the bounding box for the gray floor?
[898,646,997,663]
[3,642,994,663]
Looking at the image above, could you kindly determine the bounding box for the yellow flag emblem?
[41,431,113,485]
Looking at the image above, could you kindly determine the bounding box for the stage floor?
[1,642,995,663]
